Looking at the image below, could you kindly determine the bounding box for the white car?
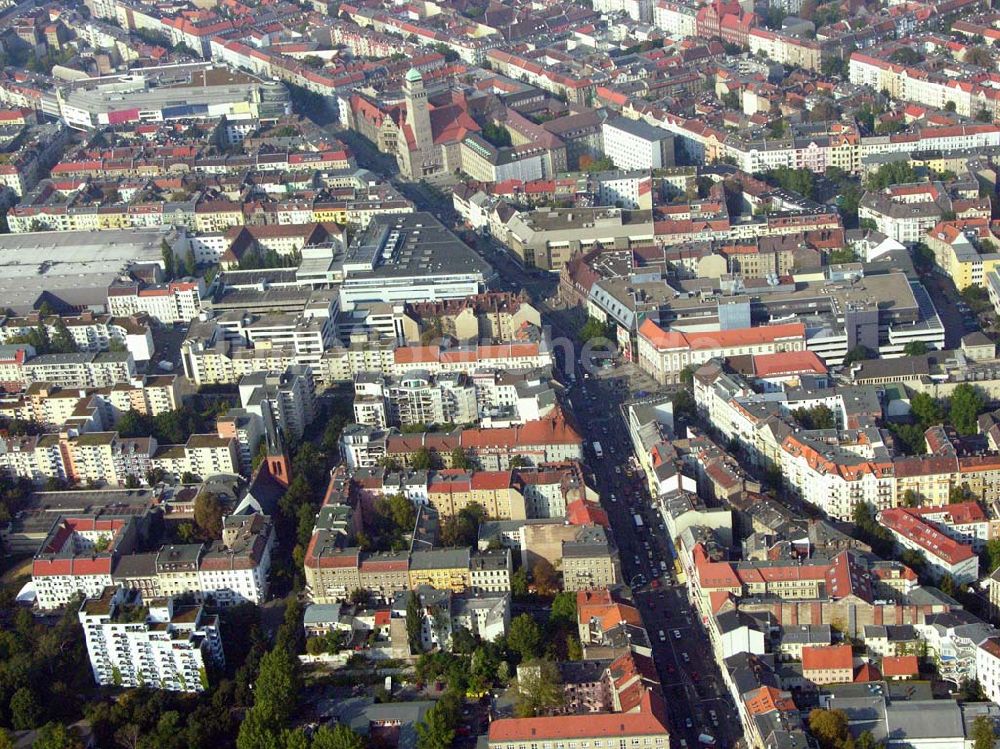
[659,630,666,642]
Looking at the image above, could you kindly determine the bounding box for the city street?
[565,369,742,749]
[347,130,744,749]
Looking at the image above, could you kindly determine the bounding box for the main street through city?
[339,130,746,746]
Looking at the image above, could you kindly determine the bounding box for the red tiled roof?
[878,508,976,565]
[566,499,609,527]
[802,644,852,672]
[639,319,805,352]
[488,691,667,741]
[750,350,827,378]
[881,655,919,677]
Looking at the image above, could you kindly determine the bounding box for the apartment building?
[182,434,239,479]
[408,548,471,592]
[878,508,980,585]
[238,366,317,444]
[354,370,479,429]
[304,543,362,604]
[488,694,669,749]
[107,279,205,324]
[32,516,137,610]
[360,411,584,471]
[469,548,512,594]
[858,183,989,246]
[79,587,223,692]
[928,218,1000,291]
[562,525,622,592]
[781,430,895,521]
[602,117,675,171]
[22,351,135,388]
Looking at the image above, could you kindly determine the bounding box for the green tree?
[311,724,366,749]
[9,687,41,730]
[971,715,998,749]
[579,316,612,343]
[889,48,924,65]
[514,659,564,717]
[511,567,529,597]
[411,447,433,471]
[194,491,224,539]
[508,614,542,661]
[386,494,416,533]
[161,240,176,280]
[450,625,478,655]
[865,161,917,191]
[910,392,944,429]
[950,383,986,436]
[808,708,850,749]
[406,591,425,654]
[985,539,1000,573]
[415,701,456,749]
[449,447,469,469]
[235,708,282,749]
[945,100,957,112]
[766,166,815,199]
[904,341,928,356]
[902,489,919,508]
[31,723,83,749]
[550,592,577,626]
[251,646,300,725]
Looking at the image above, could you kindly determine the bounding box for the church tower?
[404,67,433,153]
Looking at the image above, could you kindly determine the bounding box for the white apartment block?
[22,351,135,388]
[237,366,317,443]
[593,0,652,21]
[79,587,223,692]
[653,1,696,37]
[878,508,980,585]
[978,638,1000,706]
[107,279,205,324]
[181,435,239,479]
[781,432,895,521]
[602,117,675,171]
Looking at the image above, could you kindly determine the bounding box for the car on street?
[673,630,681,639]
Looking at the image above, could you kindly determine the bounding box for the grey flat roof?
[604,115,672,142]
[0,228,169,312]
[340,212,492,280]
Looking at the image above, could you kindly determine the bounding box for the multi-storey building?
[343,410,584,472]
[79,586,223,692]
[238,366,317,444]
[107,279,205,324]
[781,430,895,521]
[468,548,512,594]
[602,117,675,171]
[637,320,808,385]
[33,516,137,610]
[878,508,980,585]
[21,351,135,388]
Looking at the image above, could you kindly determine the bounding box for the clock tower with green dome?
[402,67,434,176]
